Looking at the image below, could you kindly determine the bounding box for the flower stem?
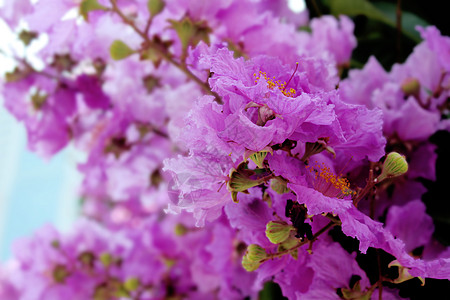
[108,0,222,104]
[262,220,337,261]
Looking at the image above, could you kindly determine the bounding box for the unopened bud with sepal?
[401,78,420,97]
[266,221,295,244]
[241,244,266,272]
[377,152,408,182]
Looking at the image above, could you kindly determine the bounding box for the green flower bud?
[270,176,290,194]
[124,277,140,292]
[163,257,176,268]
[241,254,261,272]
[174,223,188,236]
[51,240,60,249]
[401,78,420,97]
[246,244,267,262]
[99,252,113,267]
[78,251,96,268]
[377,152,408,182]
[52,264,70,283]
[265,221,294,244]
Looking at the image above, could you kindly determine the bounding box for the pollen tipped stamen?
[306,162,355,199]
[283,62,299,92]
[253,68,297,98]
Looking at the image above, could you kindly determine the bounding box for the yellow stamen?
[253,70,297,98]
[306,162,355,198]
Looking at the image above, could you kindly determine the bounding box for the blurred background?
[0,14,81,261]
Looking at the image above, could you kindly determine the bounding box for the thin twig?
[109,0,222,104]
[262,220,336,261]
[377,249,383,300]
[309,0,322,17]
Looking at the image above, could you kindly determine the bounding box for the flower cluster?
[1,0,449,299]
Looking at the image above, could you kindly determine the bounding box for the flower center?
[306,162,355,199]
[253,63,298,98]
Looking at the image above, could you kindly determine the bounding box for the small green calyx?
[270,176,290,194]
[142,75,161,94]
[50,54,77,72]
[124,277,140,292]
[249,151,268,168]
[31,90,48,110]
[5,67,30,82]
[78,251,96,268]
[241,244,266,272]
[341,283,373,300]
[388,260,425,286]
[301,137,335,162]
[377,152,408,182]
[52,264,70,283]
[266,221,295,244]
[19,30,38,46]
[227,162,270,203]
[169,17,211,59]
[244,148,272,168]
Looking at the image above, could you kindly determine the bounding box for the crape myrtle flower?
[165,46,385,225]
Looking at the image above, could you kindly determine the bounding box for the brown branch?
[109,0,222,104]
[262,220,337,261]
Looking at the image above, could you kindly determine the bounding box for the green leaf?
[80,0,108,21]
[374,2,429,42]
[331,0,428,43]
[330,0,392,24]
[169,17,211,59]
[147,0,165,16]
[110,40,135,60]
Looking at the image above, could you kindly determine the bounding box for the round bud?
[52,264,70,283]
[246,244,267,262]
[265,221,294,244]
[124,277,140,292]
[242,254,261,272]
[401,78,420,97]
[377,152,408,182]
[99,252,113,267]
[174,223,188,236]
